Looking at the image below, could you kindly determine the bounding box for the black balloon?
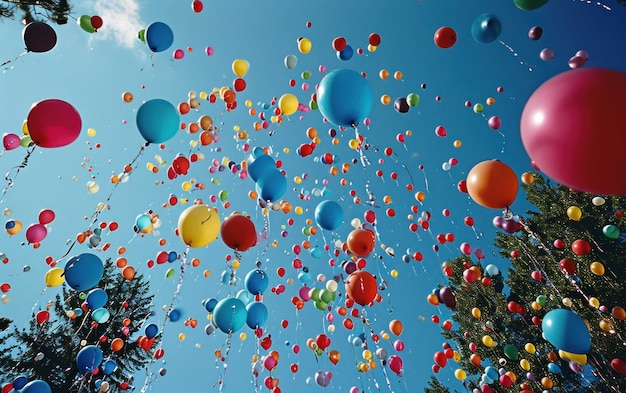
[23,22,57,53]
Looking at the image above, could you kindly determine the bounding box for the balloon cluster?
[247,148,287,203]
[78,15,104,33]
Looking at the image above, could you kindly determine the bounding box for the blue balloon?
[337,44,353,61]
[204,298,218,312]
[548,362,562,374]
[245,269,269,295]
[86,288,108,310]
[314,200,344,230]
[168,308,182,322]
[213,297,247,333]
[471,13,502,44]
[256,170,286,202]
[167,251,178,262]
[145,323,159,339]
[246,301,268,329]
[21,380,51,393]
[317,69,373,127]
[145,22,174,52]
[236,289,254,305]
[91,307,110,323]
[136,99,180,143]
[76,345,103,373]
[484,365,499,381]
[64,253,104,291]
[102,359,117,375]
[13,375,28,390]
[541,309,591,354]
[247,154,276,182]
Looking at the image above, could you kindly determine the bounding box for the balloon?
[21,380,51,393]
[245,269,269,295]
[78,15,95,33]
[337,45,353,61]
[23,22,57,52]
[284,54,297,69]
[76,345,103,373]
[541,309,591,354]
[92,307,110,323]
[45,267,64,287]
[37,209,55,225]
[256,170,287,202]
[145,323,159,339]
[86,288,108,309]
[454,369,467,381]
[3,133,20,150]
[232,59,250,77]
[317,69,373,127]
[177,204,220,248]
[90,15,103,31]
[566,206,582,221]
[521,68,626,195]
[346,228,375,257]
[394,97,409,113]
[145,22,174,52]
[514,0,549,10]
[602,224,620,239]
[25,223,47,243]
[213,297,247,333]
[64,253,104,291]
[388,355,403,375]
[102,359,117,375]
[439,286,456,308]
[345,270,377,306]
[528,26,543,40]
[389,319,403,336]
[434,26,457,49]
[611,358,626,375]
[434,351,447,367]
[315,370,332,387]
[278,94,299,116]
[315,200,344,231]
[466,160,518,209]
[246,301,268,329]
[27,99,81,148]
[471,14,502,43]
[247,153,276,183]
[136,99,180,143]
[504,344,518,360]
[221,213,257,251]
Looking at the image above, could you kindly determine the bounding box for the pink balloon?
[173,48,185,59]
[487,116,501,130]
[568,55,586,69]
[3,133,20,150]
[388,355,403,375]
[539,48,554,61]
[521,68,626,195]
[27,99,81,148]
[38,209,55,225]
[460,242,472,255]
[25,223,47,243]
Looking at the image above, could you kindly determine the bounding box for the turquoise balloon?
[64,253,104,291]
[317,69,373,127]
[255,170,286,202]
[541,309,590,354]
[602,224,620,239]
[136,99,179,143]
[246,301,268,329]
[514,0,549,10]
[91,307,110,323]
[21,380,51,393]
[76,345,103,373]
[145,22,173,52]
[213,297,247,333]
[471,13,502,44]
[236,289,254,305]
[315,200,344,231]
[245,269,269,295]
[247,153,276,182]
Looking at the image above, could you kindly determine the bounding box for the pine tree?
[0,0,72,24]
[427,174,626,392]
[0,258,158,393]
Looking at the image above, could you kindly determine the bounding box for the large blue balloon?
[64,253,104,291]
[145,22,174,52]
[86,288,108,309]
[21,380,51,393]
[76,345,103,373]
[255,170,286,202]
[315,200,344,230]
[247,154,276,182]
[471,13,502,44]
[246,301,268,329]
[542,309,591,354]
[213,297,247,333]
[245,269,269,295]
[136,99,180,143]
[317,69,373,127]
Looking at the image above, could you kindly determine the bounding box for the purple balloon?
[394,97,410,113]
[315,370,332,387]
[492,215,504,229]
[528,26,543,40]
[502,218,523,233]
[569,361,584,374]
[439,286,456,308]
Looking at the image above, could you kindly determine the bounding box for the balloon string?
[1,51,28,73]
[0,144,36,203]
[352,125,370,167]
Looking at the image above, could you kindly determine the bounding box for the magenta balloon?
[521,68,626,195]
[3,133,20,150]
[25,223,47,243]
[27,99,82,148]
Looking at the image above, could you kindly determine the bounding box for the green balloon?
[165,268,175,278]
[138,29,146,44]
[406,93,420,107]
[78,15,95,33]
[314,300,327,311]
[473,103,484,114]
[504,344,519,360]
[309,100,318,110]
[20,136,33,147]
[602,224,620,240]
[218,190,229,202]
[513,0,549,10]
[310,288,321,302]
[320,289,335,304]
[536,294,547,306]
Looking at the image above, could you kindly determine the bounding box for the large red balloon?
[344,270,377,306]
[220,213,257,251]
[27,99,82,148]
[346,228,375,257]
[466,160,518,209]
[521,68,626,195]
[434,27,457,49]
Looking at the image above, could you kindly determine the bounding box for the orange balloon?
[111,337,124,352]
[329,349,341,365]
[470,353,481,367]
[345,270,377,306]
[122,266,136,280]
[346,228,376,257]
[466,160,518,209]
[612,306,626,320]
[389,319,403,336]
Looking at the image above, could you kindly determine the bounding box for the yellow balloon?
[6,219,22,235]
[590,261,605,276]
[232,59,249,77]
[482,335,494,347]
[45,267,65,287]
[520,359,530,371]
[22,120,29,135]
[278,94,299,116]
[599,319,613,332]
[298,38,312,54]
[558,350,587,365]
[454,369,467,381]
[471,307,481,319]
[589,297,600,308]
[177,204,221,248]
[567,206,582,221]
[524,343,536,354]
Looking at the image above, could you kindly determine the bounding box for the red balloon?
[192,0,203,12]
[36,310,50,324]
[27,99,82,148]
[466,160,518,209]
[434,26,457,49]
[559,258,577,275]
[344,270,377,306]
[434,351,447,367]
[346,228,375,257]
[571,239,591,256]
[233,78,247,92]
[332,37,347,52]
[38,209,55,225]
[315,333,331,350]
[90,15,103,30]
[220,213,257,251]
[611,358,626,375]
[368,33,381,46]
[521,68,626,195]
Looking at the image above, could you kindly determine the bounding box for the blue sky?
[1,0,626,392]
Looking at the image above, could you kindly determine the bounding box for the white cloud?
[93,0,144,49]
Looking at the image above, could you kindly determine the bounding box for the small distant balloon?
[528,26,543,40]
